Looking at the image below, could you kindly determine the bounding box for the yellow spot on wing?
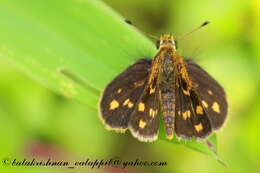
[212,102,220,113]
[208,90,213,95]
[194,123,203,132]
[196,106,204,115]
[128,102,134,108]
[134,81,144,87]
[150,87,156,94]
[123,99,134,108]
[202,100,208,108]
[117,88,122,94]
[182,110,191,120]
[183,89,190,96]
[123,99,130,106]
[139,120,147,129]
[149,108,157,117]
[110,100,119,110]
[138,102,145,112]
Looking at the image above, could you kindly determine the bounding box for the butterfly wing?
[185,60,228,130]
[99,59,152,131]
[128,81,160,142]
[174,78,212,140]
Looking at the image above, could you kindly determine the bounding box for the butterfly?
[99,21,228,142]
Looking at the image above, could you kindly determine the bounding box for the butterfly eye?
[156,40,160,49]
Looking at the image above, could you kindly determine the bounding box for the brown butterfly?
[99,21,228,142]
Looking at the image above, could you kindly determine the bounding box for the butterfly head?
[156,34,177,50]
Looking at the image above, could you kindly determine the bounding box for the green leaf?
[0,0,155,109]
[0,0,225,163]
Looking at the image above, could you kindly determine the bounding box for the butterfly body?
[99,34,228,142]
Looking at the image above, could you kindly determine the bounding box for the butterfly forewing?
[100,59,152,130]
[185,60,228,130]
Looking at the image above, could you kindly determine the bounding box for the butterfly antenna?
[177,21,210,40]
[125,19,159,40]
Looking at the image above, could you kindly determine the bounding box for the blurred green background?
[0,0,260,173]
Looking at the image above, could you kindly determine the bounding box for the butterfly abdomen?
[159,54,177,139]
[160,87,176,139]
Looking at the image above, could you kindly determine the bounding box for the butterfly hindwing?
[128,78,160,142]
[99,59,152,131]
[174,78,212,140]
[185,60,228,130]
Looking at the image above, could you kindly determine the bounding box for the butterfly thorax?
[157,41,193,90]
[157,34,193,86]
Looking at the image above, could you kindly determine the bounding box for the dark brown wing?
[185,60,228,130]
[174,78,212,140]
[128,80,160,142]
[99,59,152,131]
